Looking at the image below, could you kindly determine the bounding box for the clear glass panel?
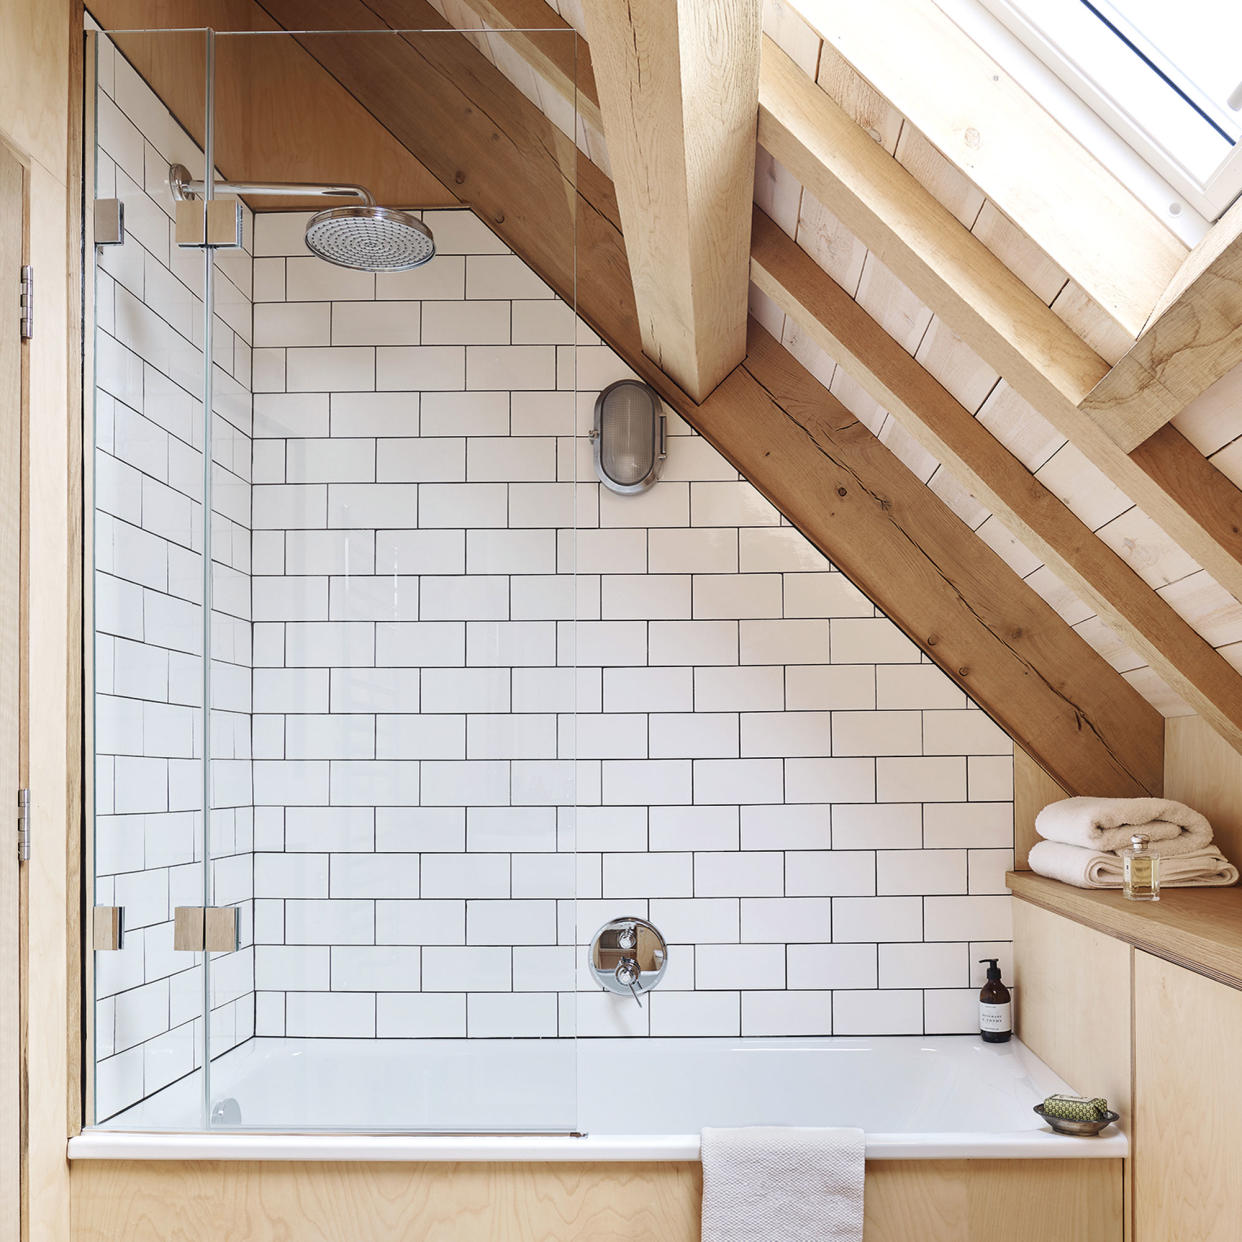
[200,26,579,1133]
[89,16,580,1137]
[87,24,211,1129]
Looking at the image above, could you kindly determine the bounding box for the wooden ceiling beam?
[796,0,1186,340]
[1081,196,1242,450]
[758,37,1242,607]
[582,0,761,402]
[256,0,1163,795]
[752,206,1242,756]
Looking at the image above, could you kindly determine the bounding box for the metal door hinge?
[92,906,124,951]
[174,905,239,953]
[17,788,30,862]
[19,266,32,341]
[93,198,126,246]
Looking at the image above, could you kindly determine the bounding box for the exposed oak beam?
[758,37,1242,607]
[796,0,1186,339]
[255,0,1163,795]
[582,0,761,401]
[1081,195,1242,450]
[752,206,1242,756]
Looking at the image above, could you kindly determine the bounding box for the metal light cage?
[591,379,667,495]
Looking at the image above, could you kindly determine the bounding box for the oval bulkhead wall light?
[591,378,667,495]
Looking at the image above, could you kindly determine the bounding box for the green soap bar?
[1042,1094,1109,1121]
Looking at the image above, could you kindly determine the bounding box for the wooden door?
[0,138,27,1242]
[1134,951,1242,1241]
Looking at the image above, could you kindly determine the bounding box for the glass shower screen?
[87,20,581,1134]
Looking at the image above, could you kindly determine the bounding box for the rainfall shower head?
[169,163,436,273]
[304,205,435,272]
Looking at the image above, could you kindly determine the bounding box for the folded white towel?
[701,1126,864,1242]
[1035,796,1212,856]
[1029,839,1239,889]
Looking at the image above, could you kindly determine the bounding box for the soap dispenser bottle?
[978,959,1012,1043]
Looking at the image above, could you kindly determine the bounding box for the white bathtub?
[68,1035,1126,1162]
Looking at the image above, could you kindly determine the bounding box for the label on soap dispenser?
[980,1001,1012,1033]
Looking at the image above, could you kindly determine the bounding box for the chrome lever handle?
[615,957,644,1006]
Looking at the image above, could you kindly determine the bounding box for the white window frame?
[967,0,1242,221]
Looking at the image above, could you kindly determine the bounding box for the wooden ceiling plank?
[1081,196,1242,450]
[758,37,1242,607]
[435,0,602,133]
[89,0,459,208]
[581,0,761,402]
[247,0,1163,791]
[752,207,1242,756]
[796,0,1185,339]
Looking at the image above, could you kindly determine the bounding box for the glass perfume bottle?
[1122,832,1160,902]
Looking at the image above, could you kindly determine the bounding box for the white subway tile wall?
[248,208,1014,1043]
[94,41,1019,1113]
[92,32,255,1120]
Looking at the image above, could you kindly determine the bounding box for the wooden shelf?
[1007,871,1242,991]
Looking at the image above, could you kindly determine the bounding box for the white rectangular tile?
[832,896,923,943]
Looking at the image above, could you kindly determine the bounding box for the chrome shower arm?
[169,163,375,206]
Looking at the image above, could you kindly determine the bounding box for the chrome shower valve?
[588,917,668,1008]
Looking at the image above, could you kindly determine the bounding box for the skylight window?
[973,0,1242,218]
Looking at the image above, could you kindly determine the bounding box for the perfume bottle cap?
[1131,832,1150,849]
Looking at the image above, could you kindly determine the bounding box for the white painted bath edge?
[67,1128,1126,1162]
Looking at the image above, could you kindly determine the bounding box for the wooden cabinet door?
[1135,951,1242,1242]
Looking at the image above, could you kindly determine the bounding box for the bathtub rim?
[67,1126,1128,1162]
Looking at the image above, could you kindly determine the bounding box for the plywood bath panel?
[70,1156,1121,1241]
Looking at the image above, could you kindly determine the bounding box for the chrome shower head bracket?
[168,162,376,206]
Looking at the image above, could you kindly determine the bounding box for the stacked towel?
[1028,840,1239,889]
[1029,797,1237,890]
[1034,796,1212,856]
[701,1126,864,1242]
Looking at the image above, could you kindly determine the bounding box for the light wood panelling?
[1012,900,1132,1241]
[1009,871,1242,991]
[757,37,1242,609]
[864,1159,1121,1242]
[1,7,77,1242]
[0,1,71,175]
[584,0,760,400]
[1012,901,1131,1123]
[1013,749,1067,869]
[86,0,457,210]
[1082,195,1242,450]
[1134,951,1242,1242]
[70,1157,1121,1242]
[1165,713,1242,870]
[71,1161,702,1242]
[796,0,1185,339]
[750,205,1242,755]
[0,138,25,1242]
